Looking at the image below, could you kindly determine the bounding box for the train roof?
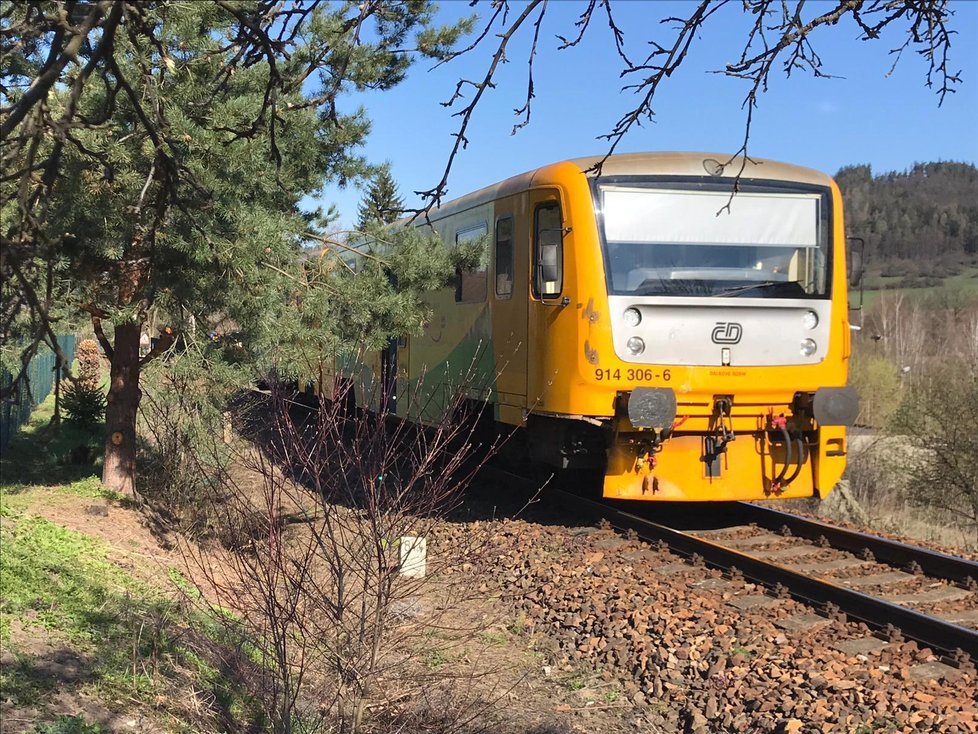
[411,151,834,226]
[568,152,832,187]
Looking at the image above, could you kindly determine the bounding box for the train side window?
[495,216,514,299]
[533,202,563,298]
[455,222,489,303]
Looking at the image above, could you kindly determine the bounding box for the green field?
[849,266,978,309]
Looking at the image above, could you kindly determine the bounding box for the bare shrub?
[834,435,976,550]
[958,305,978,367]
[862,289,978,373]
[841,437,897,512]
[893,361,978,545]
[176,374,507,734]
[135,352,243,536]
[871,292,927,373]
[842,290,978,548]
[847,348,903,429]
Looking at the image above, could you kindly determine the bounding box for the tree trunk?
[103,322,141,495]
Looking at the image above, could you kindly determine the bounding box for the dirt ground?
[0,480,644,734]
[5,463,976,734]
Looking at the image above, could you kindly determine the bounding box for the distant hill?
[835,161,978,270]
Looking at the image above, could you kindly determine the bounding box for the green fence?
[1,335,77,448]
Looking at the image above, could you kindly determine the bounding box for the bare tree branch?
[414,0,545,209]
[423,0,960,204]
[0,1,109,139]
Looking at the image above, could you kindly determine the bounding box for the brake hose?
[770,416,792,493]
[781,434,808,487]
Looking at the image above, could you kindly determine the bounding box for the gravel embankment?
[435,508,978,734]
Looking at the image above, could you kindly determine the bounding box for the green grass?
[478,630,508,647]
[0,505,139,644]
[563,672,587,691]
[0,387,105,489]
[0,499,258,726]
[506,610,528,635]
[31,715,106,734]
[0,366,265,731]
[422,647,449,670]
[0,501,177,706]
[851,266,978,308]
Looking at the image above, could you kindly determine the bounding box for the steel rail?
[733,502,978,586]
[551,488,978,660]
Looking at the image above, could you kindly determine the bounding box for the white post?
[399,536,427,579]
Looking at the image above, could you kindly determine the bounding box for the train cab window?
[494,216,514,299]
[598,184,830,298]
[533,202,563,298]
[455,222,489,303]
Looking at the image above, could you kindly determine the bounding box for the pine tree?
[356,164,405,230]
[2,2,469,495]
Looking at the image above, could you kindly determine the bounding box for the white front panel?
[608,296,832,366]
[602,188,819,248]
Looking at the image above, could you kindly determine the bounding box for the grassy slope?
[0,394,250,734]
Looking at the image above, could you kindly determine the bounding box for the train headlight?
[800,338,817,357]
[803,310,819,330]
[626,336,646,355]
[623,307,642,327]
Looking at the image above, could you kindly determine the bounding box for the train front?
[576,157,858,501]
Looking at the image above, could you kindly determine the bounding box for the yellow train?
[346,152,860,502]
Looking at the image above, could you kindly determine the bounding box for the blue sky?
[319,0,978,230]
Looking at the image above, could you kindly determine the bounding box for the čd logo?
[711,322,743,344]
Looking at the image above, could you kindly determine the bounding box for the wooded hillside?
[836,162,978,269]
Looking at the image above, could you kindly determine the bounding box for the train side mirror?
[539,243,560,284]
[847,237,865,288]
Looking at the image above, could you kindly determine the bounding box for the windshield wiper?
[711,280,791,298]
[633,279,714,297]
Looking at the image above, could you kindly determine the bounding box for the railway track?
[546,487,978,662]
[730,501,978,589]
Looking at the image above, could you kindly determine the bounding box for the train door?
[491,196,528,425]
[526,187,566,414]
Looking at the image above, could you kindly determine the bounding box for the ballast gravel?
[433,513,978,734]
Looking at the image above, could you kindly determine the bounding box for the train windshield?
[597,184,830,298]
